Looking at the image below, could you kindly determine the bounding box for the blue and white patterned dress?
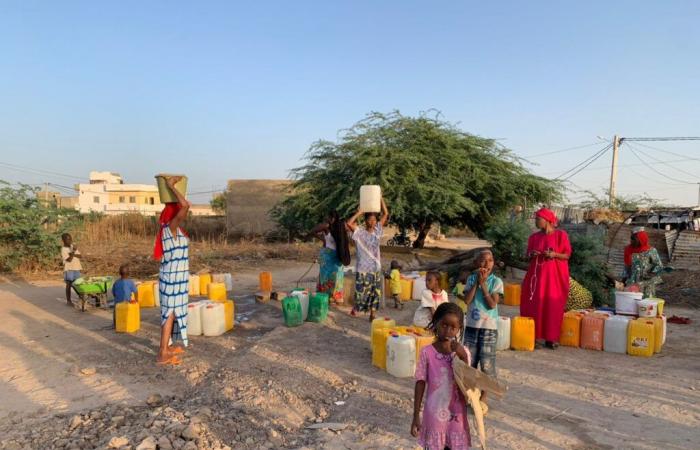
[159,224,189,346]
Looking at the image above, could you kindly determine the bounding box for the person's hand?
[410,417,421,437]
[452,339,469,361]
[166,176,182,188]
[544,250,555,259]
[529,250,541,258]
[478,268,487,284]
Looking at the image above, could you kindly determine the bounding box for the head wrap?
[153,203,187,260]
[632,226,645,234]
[624,230,651,266]
[535,208,558,226]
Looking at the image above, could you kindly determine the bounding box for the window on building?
[119,196,125,203]
[93,196,100,204]
[129,196,136,203]
[149,197,155,205]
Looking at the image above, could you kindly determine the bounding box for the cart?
[72,276,114,311]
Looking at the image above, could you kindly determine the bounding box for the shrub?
[484,215,531,269]
[568,232,610,306]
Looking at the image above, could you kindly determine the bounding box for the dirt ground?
[1,256,699,450]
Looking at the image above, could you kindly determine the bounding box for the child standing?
[61,233,82,305]
[388,260,403,309]
[413,271,448,329]
[112,264,138,328]
[463,249,503,405]
[411,302,471,450]
[452,268,469,313]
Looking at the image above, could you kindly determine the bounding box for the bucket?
[615,291,643,315]
[155,174,188,204]
[359,185,381,212]
[638,299,658,318]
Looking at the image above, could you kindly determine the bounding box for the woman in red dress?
[520,208,571,349]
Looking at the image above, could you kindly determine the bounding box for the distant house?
[225,179,291,236]
[75,171,163,216]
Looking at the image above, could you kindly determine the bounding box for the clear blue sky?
[1,1,698,205]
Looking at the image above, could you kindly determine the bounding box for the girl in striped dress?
[153,176,191,365]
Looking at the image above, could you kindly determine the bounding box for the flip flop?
[168,347,185,355]
[156,355,182,366]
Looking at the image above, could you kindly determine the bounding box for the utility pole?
[608,135,620,207]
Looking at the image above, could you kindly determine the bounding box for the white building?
[75,171,163,215]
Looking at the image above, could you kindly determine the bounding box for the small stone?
[182,442,197,450]
[157,436,173,450]
[111,416,125,427]
[268,429,279,439]
[69,415,83,430]
[135,436,157,450]
[146,393,163,407]
[80,367,96,376]
[198,407,212,417]
[181,423,200,440]
[172,438,186,449]
[245,437,254,445]
[107,436,129,448]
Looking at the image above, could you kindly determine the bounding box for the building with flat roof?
[75,171,162,215]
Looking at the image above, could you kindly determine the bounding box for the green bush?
[569,232,610,307]
[484,215,531,269]
[0,182,79,271]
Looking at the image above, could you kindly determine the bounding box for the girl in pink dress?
[412,302,471,450]
[520,208,571,349]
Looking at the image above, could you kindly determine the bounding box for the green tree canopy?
[210,192,227,214]
[273,111,561,247]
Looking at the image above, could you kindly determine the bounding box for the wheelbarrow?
[72,276,114,312]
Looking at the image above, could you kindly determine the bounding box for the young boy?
[452,268,469,313]
[112,264,138,328]
[61,233,82,305]
[463,249,503,406]
[388,260,403,309]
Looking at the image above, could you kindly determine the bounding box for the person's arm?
[545,231,571,260]
[649,249,664,275]
[167,176,191,234]
[411,381,425,437]
[380,197,389,227]
[63,247,74,263]
[481,276,500,310]
[451,339,471,364]
[464,274,478,306]
[346,209,362,232]
[310,222,329,242]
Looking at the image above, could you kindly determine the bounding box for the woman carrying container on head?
[311,210,351,304]
[346,197,389,322]
[623,227,665,298]
[153,176,191,365]
[520,208,571,350]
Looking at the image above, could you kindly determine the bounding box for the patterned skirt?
[354,271,382,312]
[318,247,344,302]
[159,271,189,346]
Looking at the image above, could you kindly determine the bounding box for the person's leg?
[463,327,480,369]
[479,329,498,403]
[158,313,175,362]
[65,281,72,304]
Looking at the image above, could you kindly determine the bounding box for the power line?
[538,156,700,176]
[623,137,700,142]
[631,141,700,163]
[0,161,85,181]
[521,142,602,159]
[623,143,696,185]
[626,142,699,180]
[554,144,612,180]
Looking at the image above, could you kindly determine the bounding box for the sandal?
[156,355,182,366]
[168,346,185,355]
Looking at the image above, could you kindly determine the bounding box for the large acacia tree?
[273,111,561,247]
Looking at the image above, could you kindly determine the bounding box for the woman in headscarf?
[153,176,191,365]
[623,227,664,298]
[346,197,389,322]
[520,208,571,349]
[312,210,351,303]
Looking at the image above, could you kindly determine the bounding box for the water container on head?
[359,185,381,212]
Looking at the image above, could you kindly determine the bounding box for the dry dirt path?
[1,262,699,449]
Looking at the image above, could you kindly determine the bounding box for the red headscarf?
[153,203,187,260]
[535,208,558,226]
[624,230,651,266]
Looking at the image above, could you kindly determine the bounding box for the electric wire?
[521,142,602,159]
[626,142,699,180]
[631,141,700,163]
[554,143,612,180]
[623,142,696,185]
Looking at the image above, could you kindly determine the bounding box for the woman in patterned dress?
[346,196,389,322]
[311,210,351,304]
[153,176,191,365]
[623,227,664,298]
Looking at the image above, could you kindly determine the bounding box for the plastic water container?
[202,303,226,337]
[359,185,381,212]
[213,273,233,291]
[308,292,329,323]
[152,282,160,307]
[439,272,449,291]
[371,317,396,337]
[189,274,200,296]
[282,296,303,327]
[343,274,355,306]
[646,317,663,353]
[410,331,434,362]
[386,334,417,378]
[496,316,511,351]
[115,302,140,333]
[208,282,227,301]
[654,299,665,316]
[581,313,607,351]
[372,328,393,369]
[412,277,427,300]
[615,291,643,315]
[604,315,631,354]
[137,282,155,308]
[504,284,521,306]
[559,312,583,348]
[291,290,310,321]
[187,302,205,336]
[661,315,667,345]
[399,278,413,302]
[259,271,272,292]
[628,319,655,357]
[199,274,213,296]
[155,174,188,203]
[218,299,234,331]
[637,299,658,318]
[511,316,535,351]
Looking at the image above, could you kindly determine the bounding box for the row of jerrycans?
[559,310,665,357]
[116,298,234,336]
[370,318,434,378]
[282,290,329,326]
[188,273,234,297]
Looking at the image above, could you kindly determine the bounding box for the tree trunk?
[413,220,432,249]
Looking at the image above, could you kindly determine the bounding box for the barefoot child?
[112,264,138,328]
[463,249,503,407]
[413,271,448,329]
[388,260,403,309]
[61,233,82,305]
[411,302,472,450]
